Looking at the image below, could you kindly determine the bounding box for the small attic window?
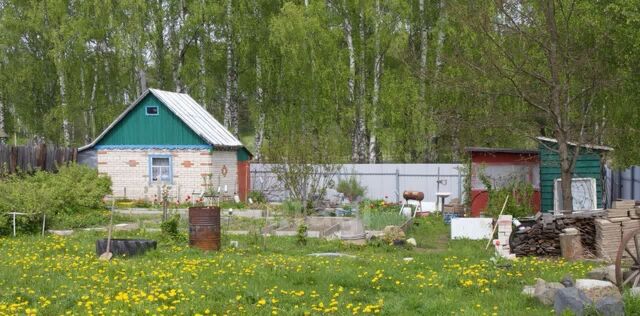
[145,106,159,116]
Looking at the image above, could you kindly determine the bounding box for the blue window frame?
[148,155,172,184]
[145,106,159,116]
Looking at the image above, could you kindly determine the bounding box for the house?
[78,88,252,202]
[466,147,541,217]
[537,136,612,212]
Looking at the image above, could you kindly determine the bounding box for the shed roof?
[465,147,539,155]
[79,88,244,151]
[536,136,613,152]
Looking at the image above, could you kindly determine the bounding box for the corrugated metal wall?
[610,166,640,202]
[251,163,464,203]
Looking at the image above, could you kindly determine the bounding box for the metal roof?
[536,136,613,152]
[465,147,539,155]
[79,88,243,151]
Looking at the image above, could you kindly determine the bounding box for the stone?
[595,296,625,316]
[561,275,575,287]
[406,238,417,246]
[534,278,565,306]
[554,287,592,316]
[587,265,617,283]
[382,226,405,243]
[521,285,535,297]
[308,253,356,258]
[575,279,622,302]
[48,230,73,236]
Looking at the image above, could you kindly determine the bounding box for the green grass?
[362,211,407,230]
[0,216,621,315]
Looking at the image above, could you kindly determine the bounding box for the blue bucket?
[443,213,458,225]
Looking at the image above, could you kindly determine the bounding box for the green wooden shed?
[538,137,613,212]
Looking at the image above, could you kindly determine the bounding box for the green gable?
[237,147,252,161]
[539,143,604,212]
[97,95,208,146]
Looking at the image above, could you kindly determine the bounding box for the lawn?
[0,215,625,316]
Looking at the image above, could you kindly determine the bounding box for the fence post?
[458,168,462,203]
[395,168,400,203]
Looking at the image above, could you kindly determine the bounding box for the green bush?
[281,199,303,217]
[479,174,535,218]
[161,214,181,240]
[336,177,366,202]
[248,191,267,204]
[0,164,112,235]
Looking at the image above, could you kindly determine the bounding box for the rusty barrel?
[403,191,425,201]
[188,206,221,251]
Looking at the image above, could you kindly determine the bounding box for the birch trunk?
[0,93,5,144]
[420,0,437,162]
[253,0,265,161]
[198,37,206,108]
[354,2,367,163]
[369,0,382,163]
[89,65,98,140]
[175,0,186,93]
[198,0,207,108]
[434,0,446,78]
[57,62,71,146]
[342,2,358,162]
[224,0,238,137]
[81,66,91,144]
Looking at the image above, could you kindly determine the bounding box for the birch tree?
[368,0,382,163]
[224,0,239,137]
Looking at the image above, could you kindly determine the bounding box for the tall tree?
[223,0,238,136]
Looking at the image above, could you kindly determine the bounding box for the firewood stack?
[595,199,640,260]
[511,213,600,257]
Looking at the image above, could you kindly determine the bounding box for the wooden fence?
[0,144,77,174]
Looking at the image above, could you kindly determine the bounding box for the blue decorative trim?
[95,145,212,150]
[148,154,173,185]
[145,105,159,116]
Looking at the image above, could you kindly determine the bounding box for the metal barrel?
[403,191,425,201]
[188,206,221,251]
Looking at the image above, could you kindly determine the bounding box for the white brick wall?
[97,149,238,201]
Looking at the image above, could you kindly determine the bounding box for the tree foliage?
[0,0,638,167]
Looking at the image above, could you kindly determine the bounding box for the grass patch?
[0,216,598,315]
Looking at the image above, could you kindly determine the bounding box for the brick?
[98,162,108,165]
[128,160,139,167]
[182,160,193,168]
[97,150,109,155]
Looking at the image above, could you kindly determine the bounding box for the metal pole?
[632,166,636,201]
[12,213,16,237]
[42,214,46,236]
[458,169,462,202]
[395,168,400,203]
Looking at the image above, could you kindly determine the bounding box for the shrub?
[336,177,366,202]
[161,214,181,240]
[479,174,535,218]
[281,199,303,217]
[248,191,267,204]
[296,224,308,246]
[0,164,112,235]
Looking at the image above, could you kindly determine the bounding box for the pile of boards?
[595,199,640,261]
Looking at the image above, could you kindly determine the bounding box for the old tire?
[95,239,157,257]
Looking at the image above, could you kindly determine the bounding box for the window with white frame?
[553,178,597,211]
[150,156,172,183]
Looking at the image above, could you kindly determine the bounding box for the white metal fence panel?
[250,163,464,204]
